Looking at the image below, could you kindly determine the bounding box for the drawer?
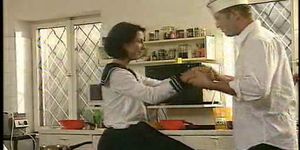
[39,134,93,150]
[217,136,234,150]
[182,136,218,150]
[92,136,101,149]
[169,136,184,143]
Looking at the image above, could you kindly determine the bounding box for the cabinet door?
[92,135,101,149]
[39,134,93,150]
[182,136,217,150]
[217,136,234,150]
[169,136,184,143]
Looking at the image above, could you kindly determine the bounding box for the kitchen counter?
[39,127,232,136]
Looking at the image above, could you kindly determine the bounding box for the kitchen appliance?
[88,84,103,106]
[3,112,29,136]
[145,63,204,105]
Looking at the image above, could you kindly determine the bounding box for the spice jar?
[154,30,160,40]
[161,26,175,39]
[194,27,200,37]
[178,44,188,58]
[200,28,207,37]
[176,30,185,38]
[149,32,155,41]
[186,28,194,38]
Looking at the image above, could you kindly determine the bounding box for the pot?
[40,141,92,150]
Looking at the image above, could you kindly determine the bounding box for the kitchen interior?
[3,0,299,150]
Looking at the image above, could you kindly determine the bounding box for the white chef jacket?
[229,20,298,150]
[101,64,181,129]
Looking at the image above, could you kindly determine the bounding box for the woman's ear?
[122,43,129,51]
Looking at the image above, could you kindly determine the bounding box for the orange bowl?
[58,120,85,130]
[159,120,186,130]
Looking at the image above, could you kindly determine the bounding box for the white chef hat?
[207,0,286,14]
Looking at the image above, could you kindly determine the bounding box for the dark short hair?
[103,22,145,59]
[219,4,253,19]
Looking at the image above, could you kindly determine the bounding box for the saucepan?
[40,141,92,150]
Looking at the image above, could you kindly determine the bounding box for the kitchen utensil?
[58,120,85,130]
[40,141,92,150]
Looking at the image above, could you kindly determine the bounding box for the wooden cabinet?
[92,135,101,149]
[182,136,234,150]
[39,134,93,150]
[217,136,235,150]
[38,131,234,150]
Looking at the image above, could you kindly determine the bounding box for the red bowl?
[58,120,85,130]
[159,120,186,130]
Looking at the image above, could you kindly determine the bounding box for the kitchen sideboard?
[39,128,234,150]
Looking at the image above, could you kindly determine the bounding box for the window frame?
[32,16,102,130]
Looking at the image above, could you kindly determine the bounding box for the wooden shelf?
[144,36,209,44]
[146,104,223,109]
[98,58,219,66]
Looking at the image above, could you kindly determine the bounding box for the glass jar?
[186,28,194,38]
[148,32,155,41]
[161,26,175,39]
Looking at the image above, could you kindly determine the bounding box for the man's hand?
[190,66,219,81]
[185,71,215,89]
[216,75,234,83]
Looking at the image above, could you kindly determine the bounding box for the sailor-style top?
[100,63,185,129]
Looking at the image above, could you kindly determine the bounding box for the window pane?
[37,26,69,126]
[251,0,292,62]
[74,23,103,112]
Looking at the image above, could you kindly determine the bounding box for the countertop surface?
[39,127,232,136]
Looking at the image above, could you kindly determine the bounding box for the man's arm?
[210,81,236,96]
[184,70,236,96]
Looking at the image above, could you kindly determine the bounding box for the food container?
[161,26,176,39]
[159,120,186,130]
[200,28,207,37]
[213,108,232,130]
[157,49,167,60]
[186,28,194,38]
[194,27,200,37]
[168,48,177,59]
[176,30,185,38]
[58,120,85,130]
[154,30,160,40]
[148,32,155,41]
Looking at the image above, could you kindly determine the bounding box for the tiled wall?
[3,36,18,112]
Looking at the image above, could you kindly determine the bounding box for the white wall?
[4,1,224,148]
[5,0,297,148]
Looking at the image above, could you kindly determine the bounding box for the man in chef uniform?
[184,0,298,149]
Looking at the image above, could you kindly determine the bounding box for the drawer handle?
[209,137,219,140]
[59,138,68,140]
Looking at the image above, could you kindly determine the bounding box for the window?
[251,0,293,62]
[33,17,103,127]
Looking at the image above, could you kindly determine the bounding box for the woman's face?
[123,31,145,60]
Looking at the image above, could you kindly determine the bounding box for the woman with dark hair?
[97,22,194,150]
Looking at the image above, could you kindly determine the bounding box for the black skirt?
[97,122,194,150]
